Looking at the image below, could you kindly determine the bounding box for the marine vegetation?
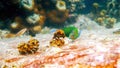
[50,29,65,47]
[17,38,39,55]
[62,26,81,40]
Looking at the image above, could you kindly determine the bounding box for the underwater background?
[1,0,120,68]
[0,0,120,37]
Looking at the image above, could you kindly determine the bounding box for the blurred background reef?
[0,0,120,38]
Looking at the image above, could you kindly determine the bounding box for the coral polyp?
[17,38,39,55]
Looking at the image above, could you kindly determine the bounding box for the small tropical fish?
[16,28,27,36]
[62,26,81,40]
[69,28,81,40]
[5,28,27,38]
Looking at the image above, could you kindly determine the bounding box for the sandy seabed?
[0,15,120,68]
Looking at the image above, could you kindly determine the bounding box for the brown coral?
[50,39,65,47]
[50,29,65,47]
[10,17,25,33]
[47,10,69,24]
[17,38,39,55]
[53,29,65,39]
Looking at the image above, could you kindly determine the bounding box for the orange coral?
[17,38,39,55]
[50,29,65,47]
[50,38,65,47]
[38,15,46,26]
[53,29,65,39]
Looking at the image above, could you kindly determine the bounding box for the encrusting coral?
[17,38,39,55]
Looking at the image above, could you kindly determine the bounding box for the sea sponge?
[17,38,39,55]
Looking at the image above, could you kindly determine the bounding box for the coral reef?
[0,0,120,38]
[96,16,117,28]
[1,14,120,67]
[65,0,85,13]
[17,38,39,55]
[0,0,69,37]
[87,0,120,28]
